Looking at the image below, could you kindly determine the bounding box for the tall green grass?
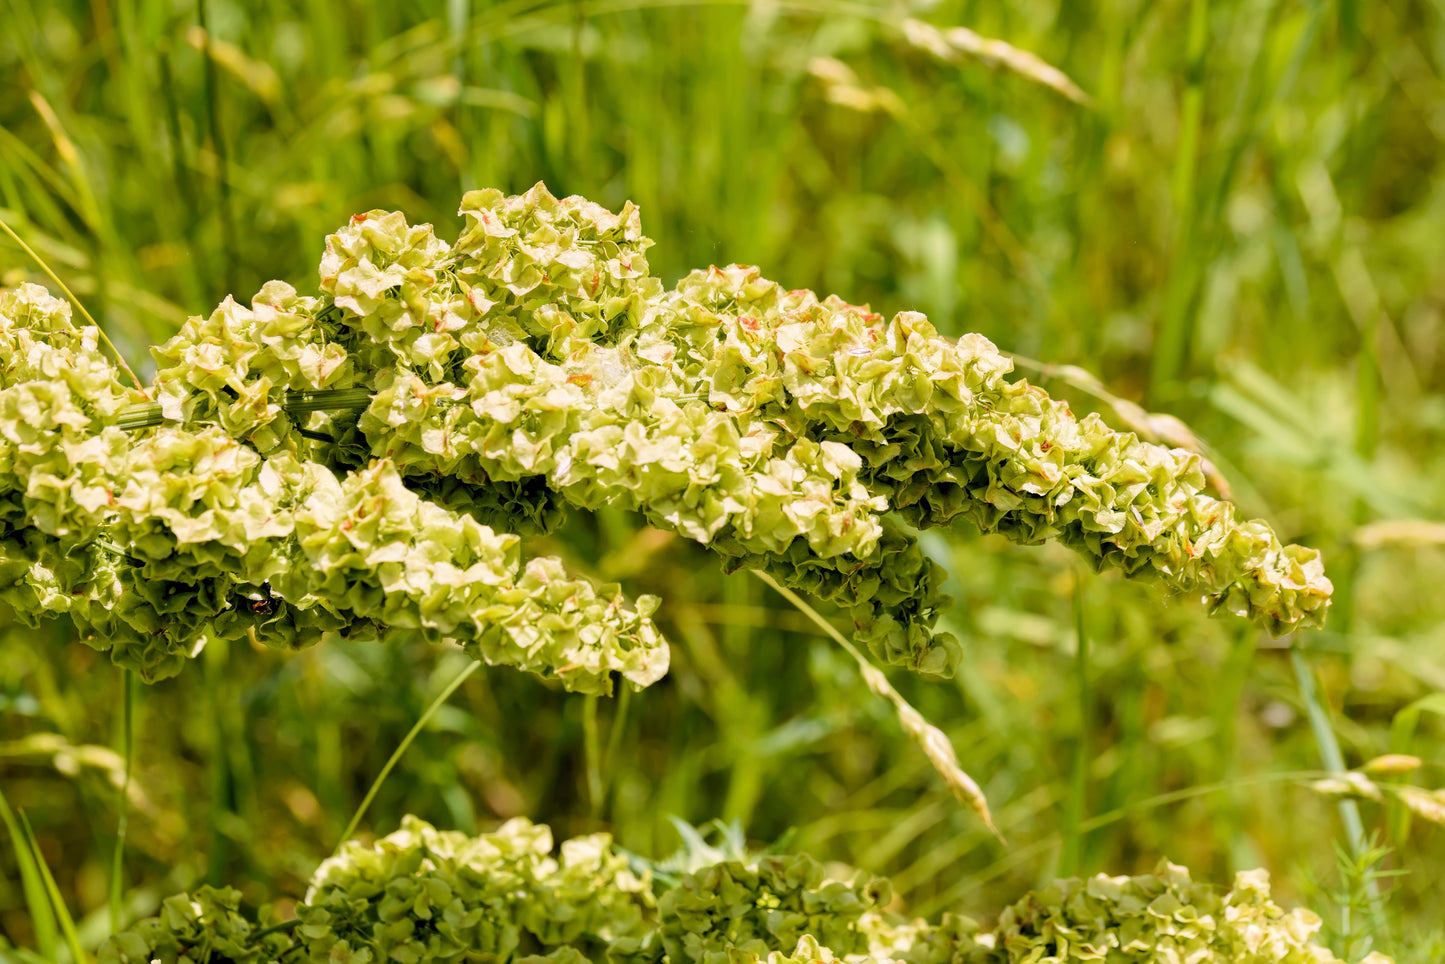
[2,1,1444,960]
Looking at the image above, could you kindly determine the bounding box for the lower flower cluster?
[100,816,1383,964]
[0,285,666,693]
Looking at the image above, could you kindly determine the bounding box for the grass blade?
[334,659,481,850]
[1291,645,1369,858]
[16,809,88,964]
[0,786,57,960]
[750,569,1002,842]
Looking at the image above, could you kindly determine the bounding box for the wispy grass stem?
[335,659,480,850]
[1058,572,1090,878]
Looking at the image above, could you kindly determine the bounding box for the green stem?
[1290,642,1387,936]
[1290,646,1367,854]
[335,659,481,850]
[281,387,375,414]
[1151,0,1208,395]
[600,683,631,807]
[1059,573,1091,878]
[197,0,236,297]
[113,387,376,431]
[204,636,231,887]
[18,810,88,964]
[0,214,148,395]
[250,918,301,941]
[583,695,604,819]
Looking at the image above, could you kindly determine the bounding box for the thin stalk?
[0,215,147,394]
[335,660,481,850]
[113,387,376,431]
[0,785,58,960]
[249,918,301,941]
[18,810,88,964]
[1153,0,1209,394]
[601,683,632,801]
[282,387,376,414]
[1058,573,1090,878]
[109,669,137,935]
[1290,642,1388,939]
[113,404,167,431]
[750,569,1001,840]
[583,695,604,818]
[157,42,204,307]
[204,636,231,886]
[1290,646,1368,855]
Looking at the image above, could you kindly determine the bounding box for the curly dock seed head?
[0,183,1329,687]
[102,817,1380,964]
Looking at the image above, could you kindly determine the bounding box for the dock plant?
[0,184,1370,963]
[0,183,1330,692]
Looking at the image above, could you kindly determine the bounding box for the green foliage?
[658,854,887,964]
[101,818,1380,964]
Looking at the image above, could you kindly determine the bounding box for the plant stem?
[204,636,231,887]
[601,683,631,805]
[1290,645,1368,857]
[1290,641,1388,941]
[281,387,376,414]
[197,0,236,297]
[749,569,1000,841]
[335,659,481,850]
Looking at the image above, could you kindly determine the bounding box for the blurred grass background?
[2,0,1444,960]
